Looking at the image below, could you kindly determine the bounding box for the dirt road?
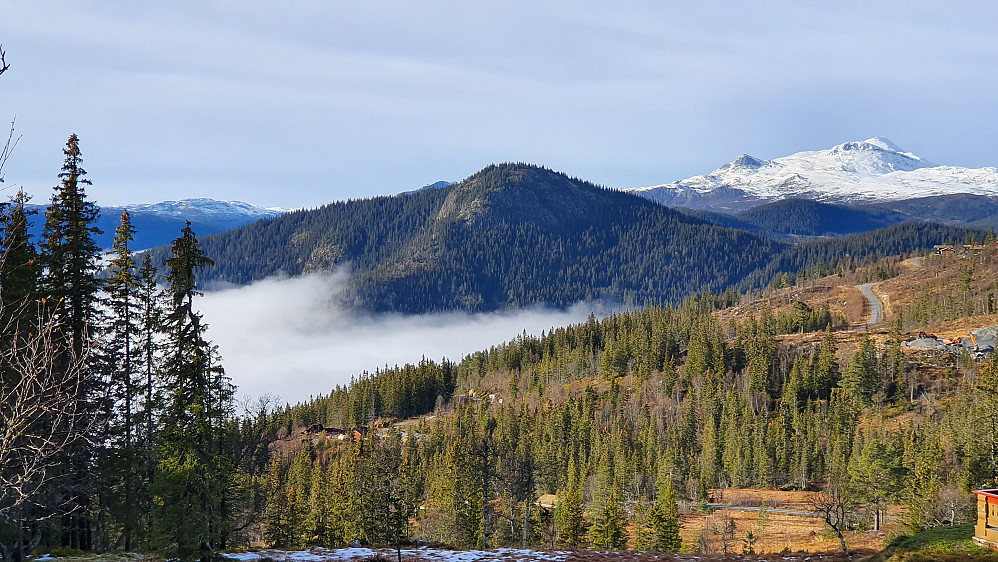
[856,283,883,329]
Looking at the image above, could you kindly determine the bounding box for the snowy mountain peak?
[116,198,283,220]
[861,136,903,152]
[626,138,997,212]
[720,154,768,172]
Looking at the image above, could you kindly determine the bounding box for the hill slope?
[732,199,905,238]
[145,164,984,314]
[176,163,785,312]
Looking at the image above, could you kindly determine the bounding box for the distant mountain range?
[25,198,282,250]
[142,163,982,313]
[25,137,991,313]
[625,137,998,213]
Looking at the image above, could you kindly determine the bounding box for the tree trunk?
[835,527,852,562]
[522,498,530,549]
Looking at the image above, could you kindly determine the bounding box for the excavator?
[942,333,977,350]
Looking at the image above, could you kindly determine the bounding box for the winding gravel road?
[857,282,883,329]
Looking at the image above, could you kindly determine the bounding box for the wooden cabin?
[535,493,559,514]
[974,489,998,550]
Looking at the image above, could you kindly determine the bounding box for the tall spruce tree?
[589,489,626,550]
[136,252,165,447]
[104,210,141,549]
[40,134,103,551]
[0,189,39,326]
[41,134,102,360]
[648,471,682,552]
[153,222,234,562]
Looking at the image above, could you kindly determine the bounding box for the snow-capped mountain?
[27,198,283,251]
[627,137,998,212]
[115,198,283,224]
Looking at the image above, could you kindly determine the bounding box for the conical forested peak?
[436,162,633,229]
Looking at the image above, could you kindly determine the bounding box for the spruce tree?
[648,473,682,552]
[103,210,143,548]
[41,134,102,360]
[589,489,626,550]
[153,222,234,562]
[136,252,165,447]
[40,134,103,551]
[0,189,39,327]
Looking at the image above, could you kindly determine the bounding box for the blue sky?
[1,1,997,208]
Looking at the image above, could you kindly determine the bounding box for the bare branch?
[0,45,8,77]
[0,117,21,185]
[0,295,105,522]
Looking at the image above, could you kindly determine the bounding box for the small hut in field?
[974,489,998,550]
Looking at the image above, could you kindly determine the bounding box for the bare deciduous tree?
[812,487,854,562]
[0,118,19,186]
[0,298,100,562]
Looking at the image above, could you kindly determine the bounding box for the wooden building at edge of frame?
[974,489,998,550]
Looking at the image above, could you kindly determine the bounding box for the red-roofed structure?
[974,489,998,550]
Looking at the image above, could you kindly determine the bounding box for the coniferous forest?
[0,136,236,562]
[5,133,998,562]
[148,163,984,314]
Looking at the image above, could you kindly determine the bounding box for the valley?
[7,7,998,562]
[7,139,998,562]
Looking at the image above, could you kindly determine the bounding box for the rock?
[973,327,998,349]
[904,337,949,351]
[349,540,362,548]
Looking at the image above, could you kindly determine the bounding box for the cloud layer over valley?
[197,273,601,406]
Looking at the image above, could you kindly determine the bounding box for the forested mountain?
[862,193,998,230]
[157,163,785,312]
[675,199,905,241]
[147,163,984,314]
[732,199,903,238]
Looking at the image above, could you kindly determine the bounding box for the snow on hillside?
[116,198,283,220]
[627,137,998,209]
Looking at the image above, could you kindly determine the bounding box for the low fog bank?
[197,273,605,406]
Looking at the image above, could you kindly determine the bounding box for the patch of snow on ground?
[225,548,573,561]
[224,547,845,561]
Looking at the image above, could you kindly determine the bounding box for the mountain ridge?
[627,137,998,212]
[24,198,281,250]
[142,162,985,314]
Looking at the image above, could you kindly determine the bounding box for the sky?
[1,2,997,209]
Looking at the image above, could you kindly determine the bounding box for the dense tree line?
[151,164,786,313]
[255,294,994,553]
[147,164,984,315]
[740,221,988,292]
[731,199,900,238]
[0,136,240,562]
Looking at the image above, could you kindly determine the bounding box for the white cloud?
[196,273,601,406]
